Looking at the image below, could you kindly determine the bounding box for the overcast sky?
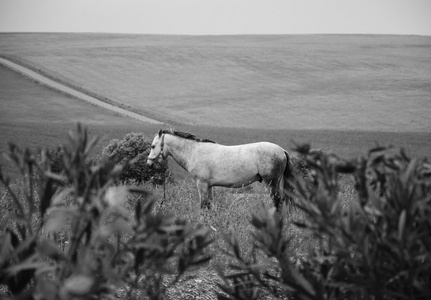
[0,0,430,36]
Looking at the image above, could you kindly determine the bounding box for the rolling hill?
[1,33,430,131]
[0,33,430,178]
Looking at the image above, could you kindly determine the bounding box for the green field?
[1,33,430,131]
[0,33,430,177]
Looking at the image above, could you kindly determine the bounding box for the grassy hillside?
[0,64,160,176]
[1,33,430,178]
[1,61,430,181]
[1,33,430,131]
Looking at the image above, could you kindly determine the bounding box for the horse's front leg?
[196,179,212,209]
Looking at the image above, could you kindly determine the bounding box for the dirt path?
[0,57,164,125]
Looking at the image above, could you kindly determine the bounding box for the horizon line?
[1,31,430,38]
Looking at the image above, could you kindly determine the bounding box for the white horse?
[147,129,293,209]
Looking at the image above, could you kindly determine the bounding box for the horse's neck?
[165,135,195,171]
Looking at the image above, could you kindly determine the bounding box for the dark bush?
[102,132,169,185]
[291,148,326,180]
[47,145,65,174]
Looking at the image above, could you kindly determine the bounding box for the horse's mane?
[161,129,217,144]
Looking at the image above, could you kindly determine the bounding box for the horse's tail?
[282,150,295,206]
[283,151,294,179]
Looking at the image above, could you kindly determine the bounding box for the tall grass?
[143,179,271,266]
[135,173,357,270]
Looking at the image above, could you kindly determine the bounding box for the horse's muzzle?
[147,159,154,168]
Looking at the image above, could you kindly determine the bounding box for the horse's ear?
[158,129,163,137]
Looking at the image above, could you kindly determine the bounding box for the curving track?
[0,57,164,125]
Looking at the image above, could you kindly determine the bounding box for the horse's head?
[147,129,165,168]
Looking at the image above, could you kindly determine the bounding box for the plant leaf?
[37,239,65,262]
[398,210,406,241]
[44,207,79,233]
[62,274,94,296]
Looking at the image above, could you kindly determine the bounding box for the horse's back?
[193,141,286,178]
[196,141,285,160]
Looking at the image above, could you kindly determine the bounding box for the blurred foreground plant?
[0,124,212,300]
[217,144,431,300]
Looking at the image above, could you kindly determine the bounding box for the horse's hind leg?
[196,179,212,209]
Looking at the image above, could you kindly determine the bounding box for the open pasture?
[1,33,430,177]
[1,57,430,179]
[1,33,430,131]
